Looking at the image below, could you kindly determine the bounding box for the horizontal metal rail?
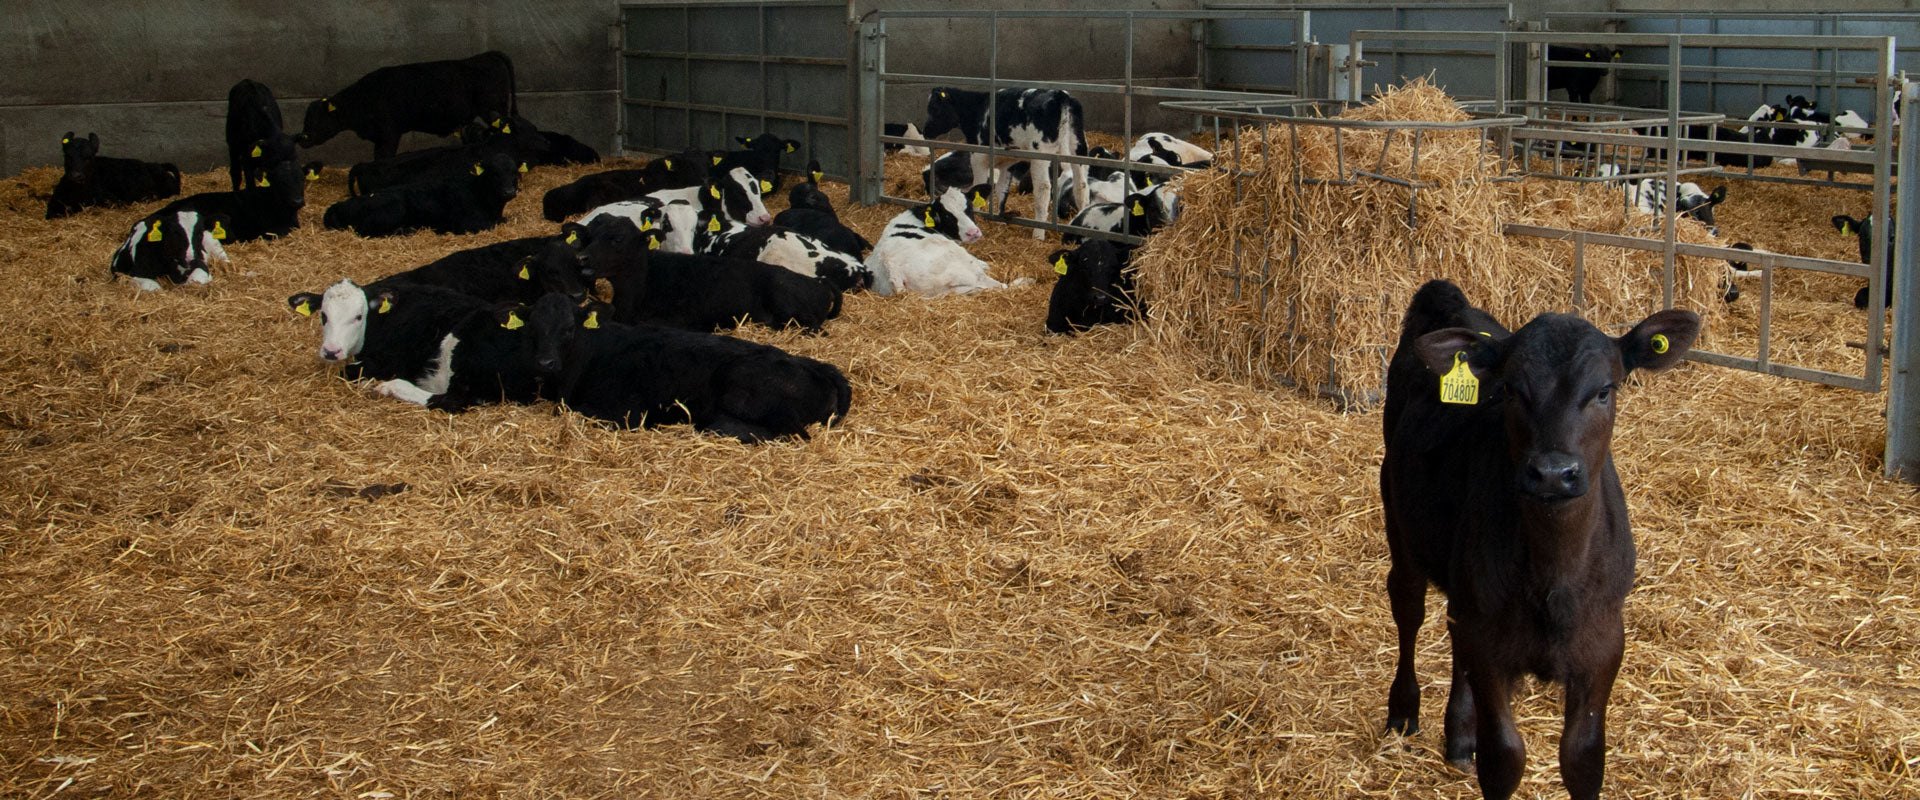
[619,98,845,127]
[618,51,845,67]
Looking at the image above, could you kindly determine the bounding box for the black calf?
[45,132,181,219]
[562,216,840,333]
[154,159,306,243]
[324,153,519,238]
[1044,239,1144,334]
[297,50,517,160]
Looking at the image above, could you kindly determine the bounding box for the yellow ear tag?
[62,137,70,144]
[501,124,512,134]
[583,311,600,329]
[377,297,392,314]
[566,230,579,244]
[517,162,528,173]
[250,145,263,158]
[1439,352,1478,405]
[1651,333,1670,354]
[971,193,988,211]
[1054,255,1069,275]
[210,221,227,240]
[647,237,660,250]
[1131,200,1146,217]
[326,101,337,112]
[146,226,163,242]
[1841,222,1854,235]
[1143,177,1155,188]
[923,210,937,228]
[938,90,948,99]
[709,185,721,199]
[707,216,722,233]
[785,143,796,153]
[502,312,524,330]
[517,262,530,280]
[471,164,484,176]
[811,171,823,184]
[492,117,504,129]
[295,300,312,316]
[639,217,653,232]
[663,159,673,170]
[305,169,320,181]
[760,180,772,193]
[711,156,722,166]
[1584,51,1593,59]
[256,176,270,188]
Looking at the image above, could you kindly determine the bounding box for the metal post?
[1662,37,1679,309]
[856,21,882,205]
[1887,80,1920,482]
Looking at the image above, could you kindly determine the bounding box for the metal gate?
[1203,3,1514,99]
[618,1,854,178]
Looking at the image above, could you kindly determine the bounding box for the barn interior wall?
[0,1,620,179]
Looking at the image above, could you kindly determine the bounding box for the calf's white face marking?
[317,279,372,363]
[935,188,983,244]
[721,166,773,227]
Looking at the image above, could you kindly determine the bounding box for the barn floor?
[0,136,1915,799]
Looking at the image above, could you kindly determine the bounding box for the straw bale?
[0,100,1913,800]
[1135,80,1730,402]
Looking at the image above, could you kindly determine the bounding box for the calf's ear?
[561,222,588,246]
[287,292,321,317]
[1412,327,1503,380]
[1707,185,1727,205]
[1618,309,1700,374]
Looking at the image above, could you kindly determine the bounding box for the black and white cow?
[370,299,550,411]
[109,210,229,291]
[1627,179,1725,235]
[286,279,491,384]
[884,122,932,156]
[865,187,1028,297]
[512,292,852,442]
[1833,214,1896,309]
[1063,184,1178,244]
[1045,238,1145,334]
[322,153,519,238]
[711,133,801,194]
[539,151,709,222]
[577,198,700,254]
[692,211,873,292]
[45,132,181,219]
[563,215,841,334]
[297,51,517,160]
[923,86,1090,238]
[1128,133,1213,168]
[640,166,773,227]
[153,159,307,243]
[226,79,298,191]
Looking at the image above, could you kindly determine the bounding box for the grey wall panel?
[2,0,620,178]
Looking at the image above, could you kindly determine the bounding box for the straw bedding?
[0,86,1914,798]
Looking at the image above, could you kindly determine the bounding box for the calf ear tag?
[517,162,528,173]
[647,237,660,250]
[583,311,600,329]
[501,124,512,134]
[1840,221,1854,235]
[62,137,70,144]
[210,221,227,240]
[707,216,722,233]
[639,217,653,231]
[501,312,524,330]
[663,158,673,170]
[1054,255,1069,275]
[971,193,988,211]
[711,156,722,166]
[146,226,163,242]
[517,259,531,280]
[305,168,320,181]
[811,170,823,184]
[923,210,937,229]
[709,185,721,200]
[295,299,313,316]
[256,176,271,188]
[377,297,392,314]
[1439,352,1478,405]
[760,180,773,193]
[1651,333,1670,354]
[250,145,263,158]
[785,143,796,153]
[471,164,485,176]
[1131,200,1146,217]
[326,101,336,112]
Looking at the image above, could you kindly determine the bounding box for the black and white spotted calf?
[110,210,229,291]
[711,133,801,194]
[287,280,491,384]
[562,215,841,334]
[693,211,873,292]
[923,86,1090,238]
[539,151,708,221]
[153,159,307,244]
[864,187,1029,297]
[45,132,181,219]
[1063,184,1178,245]
[638,166,773,228]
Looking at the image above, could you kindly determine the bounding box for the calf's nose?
[320,347,343,362]
[1521,453,1588,500]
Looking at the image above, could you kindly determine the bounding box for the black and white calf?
[563,216,842,334]
[322,153,519,237]
[1045,238,1145,334]
[227,79,298,191]
[45,132,182,219]
[578,198,699,254]
[1628,178,1725,235]
[775,184,872,259]
[540,151,707,222]
[711,133,801,194]
[923,86,1090,238]
[884,122,932,156]
[1063,184,1178,244]
[1128,133,1213,168]
[370,298,550,411]
[286,280,491,384]
[109,210,229,291]
[693,211,873,292]
[519,293,852,442]
[636,166,773,228]
[153,159,307,243]
[865,187,1029,297]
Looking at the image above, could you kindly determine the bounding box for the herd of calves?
[35,51,1743,800]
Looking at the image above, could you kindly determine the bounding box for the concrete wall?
[1,1,620,179]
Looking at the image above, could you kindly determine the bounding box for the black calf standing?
[1547,46,1618,105]
[1381,280,1699,800]
[226,79,297,191]
[324,153,519,237]
[46,132,181,219]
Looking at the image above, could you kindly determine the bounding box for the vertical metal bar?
[1888,79,1920,482]
[758,3,769,140]
[1572,234,1586,313]
[1757,264,1774,370]
[1125,13,1135,158]
[684,5,695,151]
[1296,11,1311,99]
[987,11,1000,217]
[1662,36,1679,309]
[1492,31,1507,115]
[1868,40,1894,389]
[857,20,882,204]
